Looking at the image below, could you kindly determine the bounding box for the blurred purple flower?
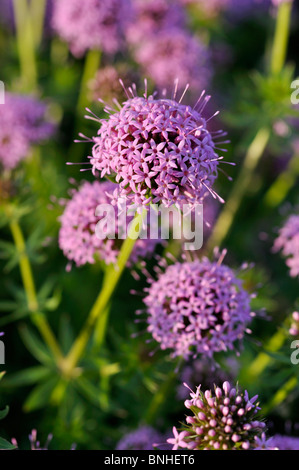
[59,180,159,269]
[116,426,163,450]
[142,250,253,359]
[0,93,55,170]
[51,0,132,57]
[127,0,186,44]
[271,434,299,450]
[132,29,211,95]
[273,214,299,278]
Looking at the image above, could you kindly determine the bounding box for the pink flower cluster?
[59,180,158,269]
[273,214,299,277]
[0,93,54,170]
[133,29,211,94]
[142,254,253,359]
[90,88,226,209]
[167,381,268,450]
[127,0,210,93]
[51,0,132,57]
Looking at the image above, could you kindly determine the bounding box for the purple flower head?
[0,93,55,170]
[167,381,268,450]
[271,434,299,450]
[141,250,253,360]
[88,81,228,210]
[116,426,163,450]
[127,0,186,45]
[51,0,132,57]
[59,180,159,269]
[132,29,211,96]
[273,214,299,278]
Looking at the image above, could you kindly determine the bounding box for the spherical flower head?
[142,252,253,359]
[132,29,211,95]
[51,0,132,57]
[0,93,54,170]
[59,180,159,268]
[273,214,299,277]
[127,0,186,45]
[89,84,226,210]
[116,426,163,450]
[167,381,267,450]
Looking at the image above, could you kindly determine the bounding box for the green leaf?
[24,376,59,412]
[1,366,52,388]
[75,377,106,409]
[0,437,16,450]
[19,325,54,366]
[0,308,31,327]
[0,406,9,420]
[0,301,18,311]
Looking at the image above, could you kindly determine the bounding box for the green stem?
[263,376,297,415]
[69,49,102,162]
[93,303,111,348]
[8,218,62,362]
[263,152,299,209]
[77,49,101,114]
[207,128,270,251]
[13,0,38,91]
[28,0,47,48]
[270,1,293,75]
[61,209,147,376]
